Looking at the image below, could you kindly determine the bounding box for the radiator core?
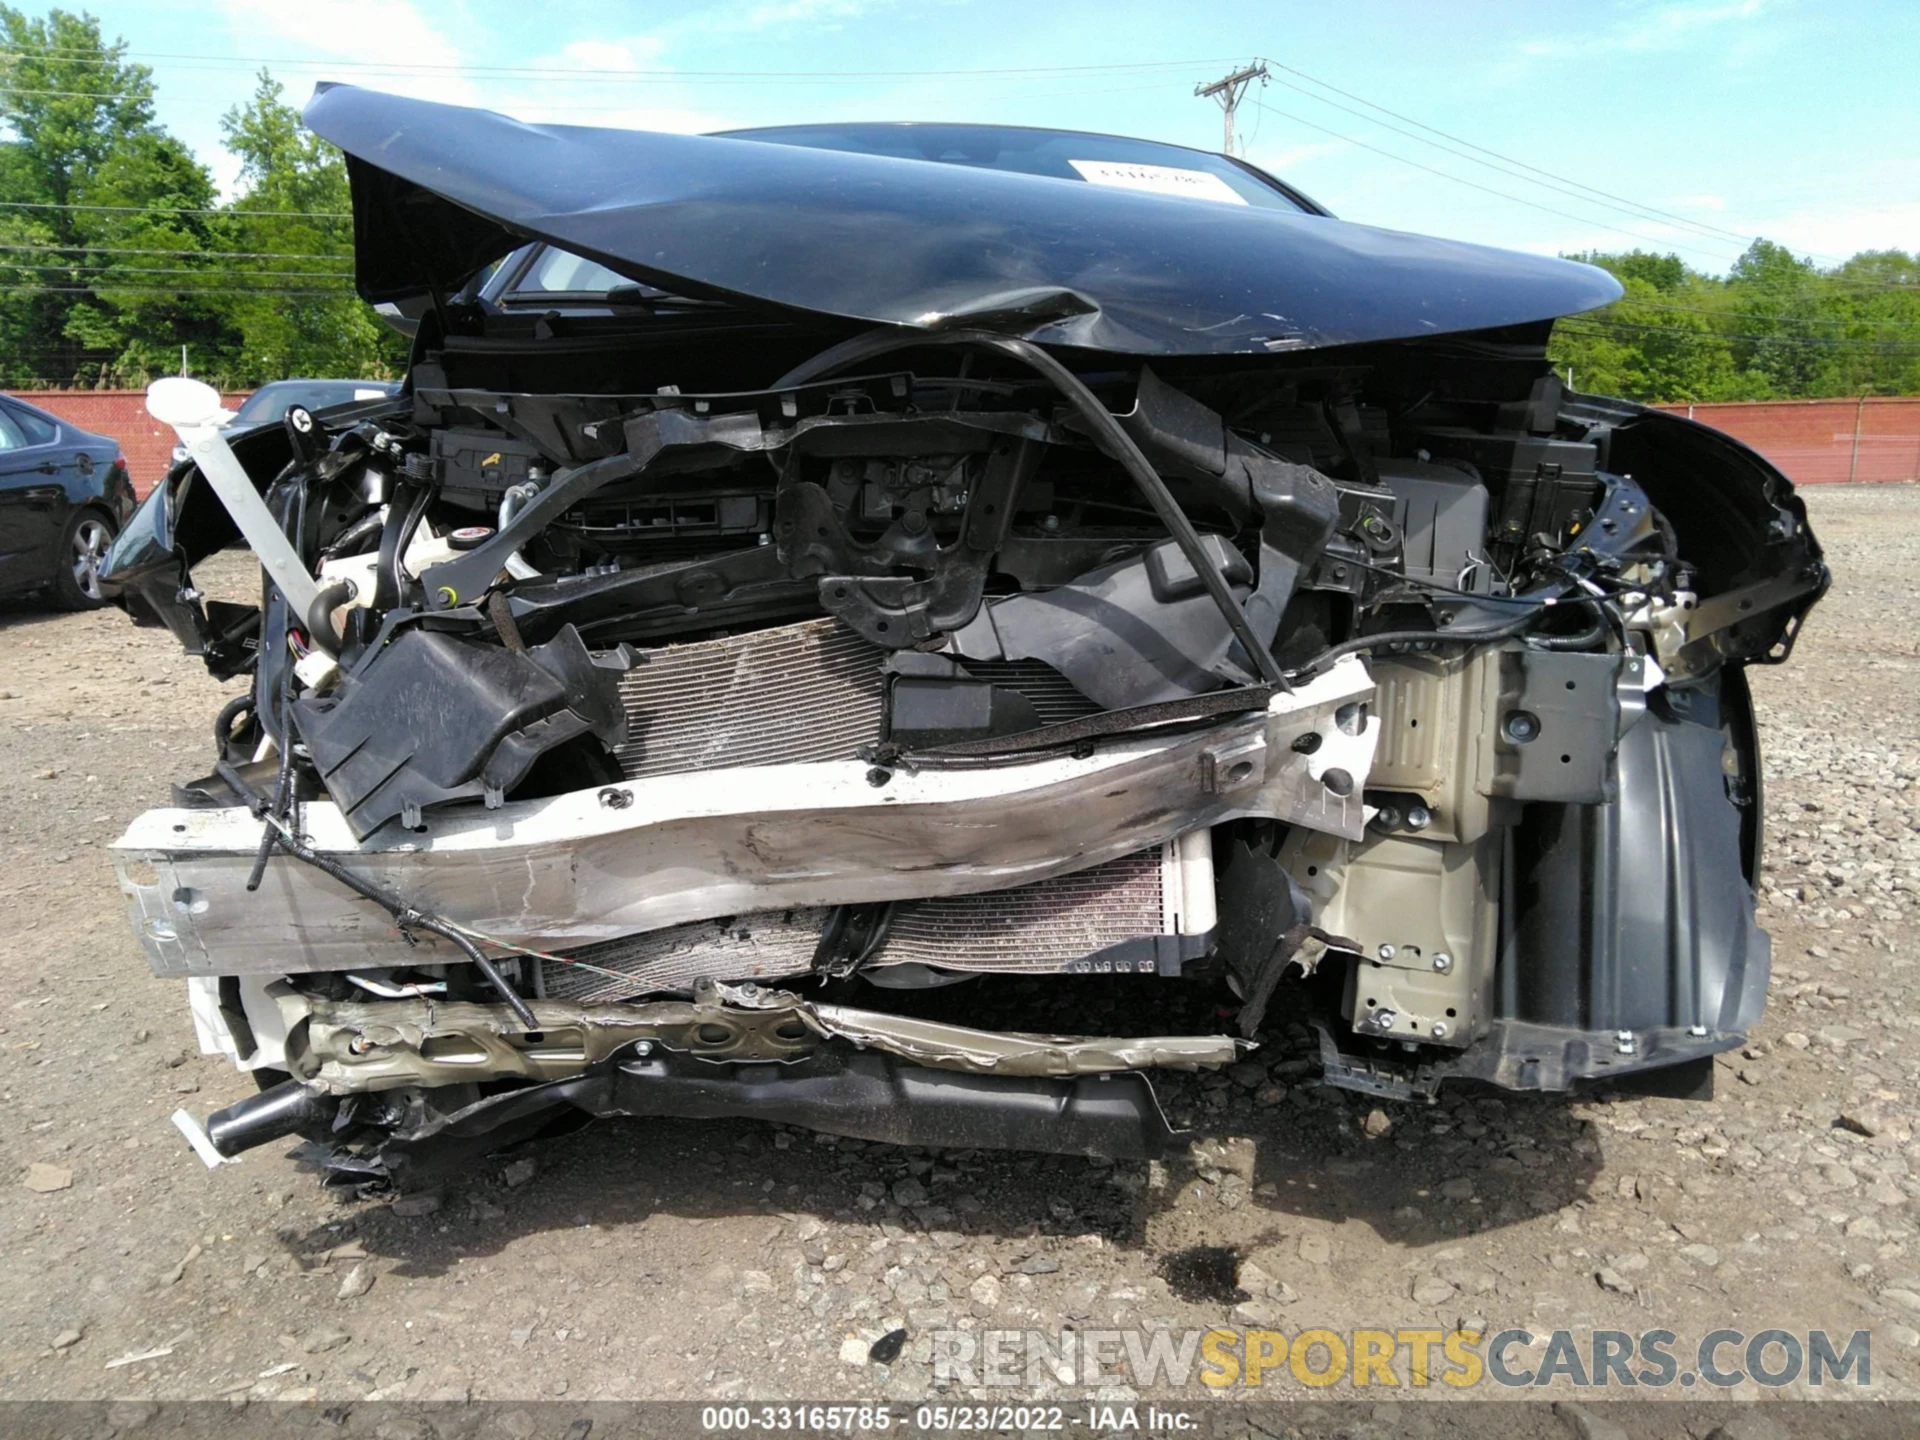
[611,618,1104,780]
[613,617,886,779]
[572,617,1210,1000]
[542,832,1216,1002]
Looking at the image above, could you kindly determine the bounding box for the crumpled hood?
[304,83,1621,357]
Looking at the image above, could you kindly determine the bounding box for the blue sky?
[79,0,1919,273]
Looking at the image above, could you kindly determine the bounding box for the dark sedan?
[0,393,135,609]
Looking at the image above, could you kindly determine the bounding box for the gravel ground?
[1,483,1917,1419]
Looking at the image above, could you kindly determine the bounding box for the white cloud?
[1742,202,1920,262]
[1617,0,1768,52]
[1242,139,1350,174]
[1510,227,1743,263]
[1510,0,1772,68]
[489,34,729,134]
[1508,202,1920,271]
[218,0,480,106]
[728,0,876,32]
[541,38,670,73]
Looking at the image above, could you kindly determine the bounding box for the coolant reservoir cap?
[447,526,494,551]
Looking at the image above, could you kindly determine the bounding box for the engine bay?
[104,297,1825,1182]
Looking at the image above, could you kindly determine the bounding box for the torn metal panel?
[1285,829,1500,1048]
[114,660,1375,979]
[319,1052,1189,1181]
[298,984,1241,1093]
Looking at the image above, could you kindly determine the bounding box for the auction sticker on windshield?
[1067,159,1249,204]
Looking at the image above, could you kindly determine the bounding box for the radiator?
[577,618,1207,1000]
[611,620,1104,780]
[613,617,886,779]
[541,831,1217,1002]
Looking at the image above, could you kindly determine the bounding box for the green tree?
[0,5,195,384]
[1551,243,1920,404]
[1727,239,1825,396]
[1550,264,1744,403]
[63,129,238,384]
[217,70,404,383]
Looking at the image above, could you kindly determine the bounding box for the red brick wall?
[16,389,1918,499]
[1652,397,1920,486]
[11,389,250,498]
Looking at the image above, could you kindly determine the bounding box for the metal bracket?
[181,427,322,623]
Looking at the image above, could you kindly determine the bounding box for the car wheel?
[53,507,117,610]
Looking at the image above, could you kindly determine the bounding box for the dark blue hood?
[304,83,1622,357]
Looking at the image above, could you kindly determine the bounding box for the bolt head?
[1431,1022,1449,1040]
[1432,952,1453,973]
[1377,943,1396,961]
[1372,1009,1397,1030]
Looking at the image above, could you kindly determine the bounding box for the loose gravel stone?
[336,1265,373,1301]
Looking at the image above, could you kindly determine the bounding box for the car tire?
[52,506,117,610]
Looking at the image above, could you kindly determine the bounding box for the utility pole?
[1195,61,1268,157]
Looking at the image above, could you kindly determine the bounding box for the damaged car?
[100,89,1827,1188]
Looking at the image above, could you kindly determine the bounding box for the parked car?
[0,393,135,609]
[103,91,1825,1187]
[168,379,402,465]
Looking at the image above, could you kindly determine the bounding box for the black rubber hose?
[244,662,298,893]
[303,578,357,657]
[773,328,1288,689]
[1526,595,1611,651]
[212,693,255,759]
[372,481,428,611]
[318,508,385,562]
[206,1079,338,1158]
[1285,608,1546,681]
[215,761,540,1028]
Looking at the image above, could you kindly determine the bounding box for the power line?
[1260,60,1775,253]
[1249,98,1919,293]
[1247,99,1749,269]
[1621,299,1920,329]
[0,283,361,297]
[0,199,347,217]
[1194,62,1267,158]
[0,261,353,279]
[1257,71,1756,254]
[0,242,349,261]
[0,49,1246,81]
[1557,318,1920,353]
[0,85,156,102]
[1251,61,1920,290]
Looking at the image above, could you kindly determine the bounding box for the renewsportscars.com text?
[931,1326,1873,1390]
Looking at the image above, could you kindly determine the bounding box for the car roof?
[0,392,111,444]
[253,378,397,391]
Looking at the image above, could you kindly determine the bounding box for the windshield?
[717,122,1312,212]
[233,381,394,426]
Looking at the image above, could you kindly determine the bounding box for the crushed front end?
[102,91,1824,1188]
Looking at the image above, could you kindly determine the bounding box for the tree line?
[0,6,403,390]
[0,7,1915,401]
[1549,244,1920,404]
